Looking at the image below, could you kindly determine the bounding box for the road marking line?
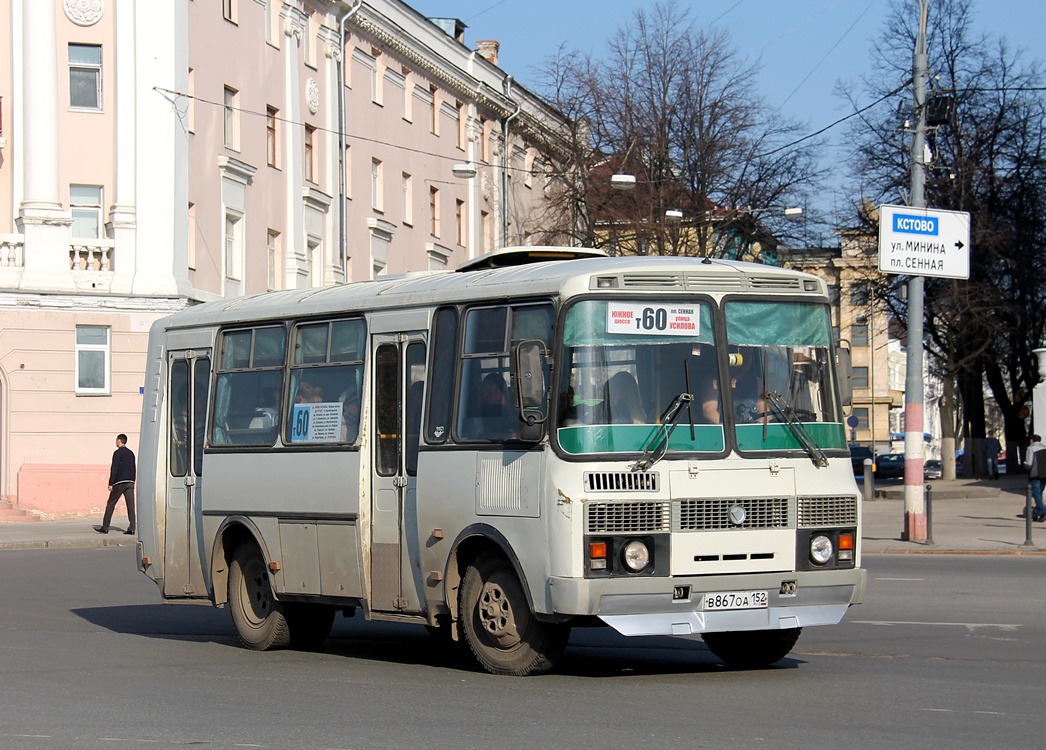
[852,620,1020,631]
[874,577,925,581]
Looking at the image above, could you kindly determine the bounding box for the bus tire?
[459,552,568,676]
[228,542,291,651]
[702,627,802,669]
[284,604,335,650]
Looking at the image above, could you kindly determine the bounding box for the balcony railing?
[0,233,23,267]
[70,239,115,271]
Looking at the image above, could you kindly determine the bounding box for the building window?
[481,210,491,253]
[456,101,465,150]
[187,68,195,133]
[76,325,110,395]
[851,324,869,347]
[304,8,317,68]
[402,173,412,225]
[223,0,236,23]
[402,68,413,121]
[371,159,383,211]
[304,125,316,183]
[188,202,197,271]
[70,185,103,239]
[851,282,869,306]
[429,186,440,237]
[223,86,239,149]
[308,238,322,287]
[69,44,102,110]
[264,0,278,46]
[224,212,244,296]
[853,366,869,390]
[266,106,279,168]
[267,230,281,291]
[370,48,382,104]
[456,199,466,246]
[430,85,439,135]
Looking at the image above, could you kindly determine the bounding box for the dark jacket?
[109,445,136,486]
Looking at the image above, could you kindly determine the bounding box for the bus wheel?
[228,543,291,651]
[284,604,335,650]
[459,552,568,676]
[702,627,802,669]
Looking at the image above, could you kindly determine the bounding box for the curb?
[865,547,1046,556]
[0,538,136,551]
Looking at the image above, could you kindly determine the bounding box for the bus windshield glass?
[556,299,725,455]
[555,298,846,456]
[723,300,845,453]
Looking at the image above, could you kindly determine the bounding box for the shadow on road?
[70,603,803,677]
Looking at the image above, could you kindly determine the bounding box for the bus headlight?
[622,540,651,572]
[810,534,834,565]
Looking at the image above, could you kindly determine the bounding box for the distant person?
[96,434,136,535]
[1023,434,1046,523]
[983,430,1002,480]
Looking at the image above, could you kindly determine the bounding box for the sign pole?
[903,0,929,542]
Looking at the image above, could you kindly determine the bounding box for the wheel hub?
[478,581,520,647]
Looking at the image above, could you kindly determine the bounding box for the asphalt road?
[1,548,1043,750]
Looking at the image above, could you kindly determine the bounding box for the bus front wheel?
[228,543,291,651]
[702,627,802,669]
[459,552,568,676]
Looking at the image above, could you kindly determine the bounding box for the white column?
[109,0,138,294]
[283,9,308,289]
[17,0,74,290]
[132,0,189,296]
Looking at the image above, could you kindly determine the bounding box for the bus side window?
[426,307,458,444]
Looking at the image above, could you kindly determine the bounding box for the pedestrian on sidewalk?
[1022,434,1046,523]
[983,430,1002,480]
[96,434,137,535]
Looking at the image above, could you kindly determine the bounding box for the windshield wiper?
[762,391,828,467]
[632,392,694,472]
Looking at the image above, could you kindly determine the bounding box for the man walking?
[1023,434,1046,523]
[96,434,137,535]
[983,430,1003,480]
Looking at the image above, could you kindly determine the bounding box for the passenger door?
[370,334,426,613]
[164,351,211,599]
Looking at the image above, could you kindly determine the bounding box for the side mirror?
[515,339,547,442]
[836,345,853,408]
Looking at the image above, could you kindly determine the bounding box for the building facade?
[0,0,567,517]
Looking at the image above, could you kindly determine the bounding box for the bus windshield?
[555,298,846,456]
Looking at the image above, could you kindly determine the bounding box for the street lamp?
[452,162,478,179]
[610,174,637,190]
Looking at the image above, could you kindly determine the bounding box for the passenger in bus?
[477,373,516,439]
[605,371,647,424]
[340,390,361,442]
[700,347,767,424]
[295,381,325,404]
[248,387,279,429]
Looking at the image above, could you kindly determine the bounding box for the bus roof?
[160,248,825,331]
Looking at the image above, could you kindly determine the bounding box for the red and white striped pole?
[903,1,929,542]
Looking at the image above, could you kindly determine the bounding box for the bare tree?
[844,0,1046,473]
[529,0,825,257]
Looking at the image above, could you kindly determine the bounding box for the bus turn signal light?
[838,534,854,550]
[589,541,607,570]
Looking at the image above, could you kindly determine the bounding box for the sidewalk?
[1,477,1044,554]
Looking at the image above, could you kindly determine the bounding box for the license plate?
[702,590,769,611]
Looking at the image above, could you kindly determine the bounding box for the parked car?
[874,453,906,479]
[849,444,874,478]
[923,459,943,480]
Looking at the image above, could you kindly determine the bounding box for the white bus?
[136,247,866,675]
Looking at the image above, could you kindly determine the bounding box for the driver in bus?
[700,347,768,424]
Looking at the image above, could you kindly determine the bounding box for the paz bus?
[136,247,866,675]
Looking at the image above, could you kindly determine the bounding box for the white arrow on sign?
[878,204,971,280]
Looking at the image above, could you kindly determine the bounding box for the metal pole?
[1021,483,1035,548]
[925,483,933,545]
[863,458,874,503]
[903,0,929,542]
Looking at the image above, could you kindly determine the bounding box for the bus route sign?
[878,204,970,279]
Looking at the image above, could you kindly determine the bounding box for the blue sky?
[409,0,1045,220]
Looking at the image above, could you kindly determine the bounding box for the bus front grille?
[677,497,790,530]
[798,495,858,527]
[586,501,671,533]
[584,471,660,492]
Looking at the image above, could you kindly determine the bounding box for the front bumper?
[549,567,866,638]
